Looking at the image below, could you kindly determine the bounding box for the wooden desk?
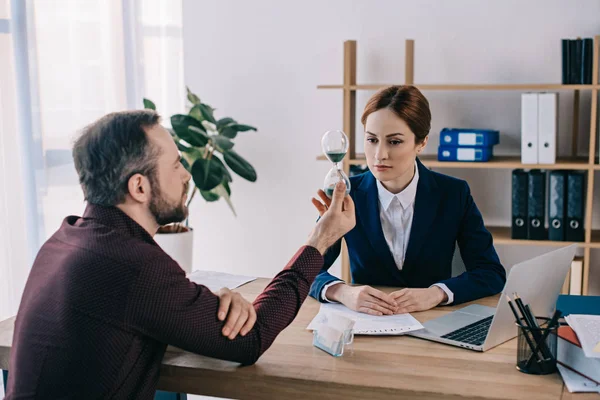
[1,279,598,399]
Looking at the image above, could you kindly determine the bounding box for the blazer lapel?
[355,172,397,270]
[403,158,441,269]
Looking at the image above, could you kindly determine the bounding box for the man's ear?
[127,174,151,204]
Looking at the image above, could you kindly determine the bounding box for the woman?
[309,85,506,316]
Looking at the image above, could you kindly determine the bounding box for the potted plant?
[143,87,258,272]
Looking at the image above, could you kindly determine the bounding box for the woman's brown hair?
[361,85,431,144]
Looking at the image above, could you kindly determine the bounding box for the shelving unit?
[317,37,600,294]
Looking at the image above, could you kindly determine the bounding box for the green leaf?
[187,87,201,105]
[212,135,234,152]
[214,183,236,216]
[176,140,194,154]
[198,103,217,124]
[222,180,231,196]
[143,98,156,110]
[191,157,226,191]
[223,150,257,182]
[188,126,210,146]
[217,117,236,131]
[220,123,257,139]
[189,105,203,121]
[231,124,257,132]
[200,190,220,202]
[211,156,232,182]
[220,126,238,139]
[171,114,208,147]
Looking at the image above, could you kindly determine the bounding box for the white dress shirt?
[322,161,454,304]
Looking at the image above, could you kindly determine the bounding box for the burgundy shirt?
[6,204,324,399]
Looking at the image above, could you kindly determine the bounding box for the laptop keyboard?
[440,315,493,346]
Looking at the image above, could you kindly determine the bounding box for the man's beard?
[149,179,189,227]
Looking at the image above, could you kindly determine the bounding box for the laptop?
[408,244,577,352]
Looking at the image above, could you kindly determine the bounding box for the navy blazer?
[309,158,506,305]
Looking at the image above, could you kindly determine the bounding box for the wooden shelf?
[318,37,600,294]
[488,226,595,247]
[317,154,591,170]
[318,84,600,91]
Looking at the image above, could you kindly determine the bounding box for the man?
[6,110,355,399]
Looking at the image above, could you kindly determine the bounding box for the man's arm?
[126,181,355,365]
[125,245,323,365]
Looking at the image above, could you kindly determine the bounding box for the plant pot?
[154,226,194,274]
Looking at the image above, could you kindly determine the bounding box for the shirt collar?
[376,160,420,211]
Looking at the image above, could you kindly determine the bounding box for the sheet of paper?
[557,365,600,393]
[307,303,424,335]
[187,270,256,293]
[565,314,600,358]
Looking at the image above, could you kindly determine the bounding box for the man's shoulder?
[49,217,175,271]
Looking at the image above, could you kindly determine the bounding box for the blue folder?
[556,295,600,316]
[440,128,500,147]
[437,145,493,162]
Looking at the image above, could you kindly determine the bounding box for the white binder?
[521,93,539,164]
[538,93,558,164]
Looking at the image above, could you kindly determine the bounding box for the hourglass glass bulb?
[321,130,349,163]
[323,166,351,198]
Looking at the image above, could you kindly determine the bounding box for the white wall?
[182,0,600,294]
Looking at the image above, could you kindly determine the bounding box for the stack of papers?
[307,303,424,335]
[565,314,600,358]
[558,365,600,393]
[187,270,257,293]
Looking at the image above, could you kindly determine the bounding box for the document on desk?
[565,314,600,358]
[307,303,424,335]
[187,270,256,293]
[557,365,600,393]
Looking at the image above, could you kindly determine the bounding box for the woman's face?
[364,108,427,184]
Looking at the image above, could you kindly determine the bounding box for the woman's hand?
[326,284,397,316]
[389,287,447,314]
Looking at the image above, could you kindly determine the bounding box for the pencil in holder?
[515,317,558,375]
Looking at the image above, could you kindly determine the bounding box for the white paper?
[557,365,600,393]
[187,270,256,293]
[307,303,424,335]
[565,314,600,358]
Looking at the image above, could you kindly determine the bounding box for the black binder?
[566,171,585,242]
[570,39,582,85]
[548,171,567,241]
[562,39,570,84]
[528,170,546,240]
[512,169,528,239]
[582,38,593,84]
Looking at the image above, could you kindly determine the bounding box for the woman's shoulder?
[349,170,372,193]
[426,168,469,193]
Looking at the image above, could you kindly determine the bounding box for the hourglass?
[322,130,351,198]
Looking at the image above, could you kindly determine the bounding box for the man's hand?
[217,288,257,340]
[327,284,397,316]
[390,287,447,314]
[307,181,356,254]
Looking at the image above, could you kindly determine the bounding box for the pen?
[524,309,561,368]
[515,293,552,359]
[506,295,542,362]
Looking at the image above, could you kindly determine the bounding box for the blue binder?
[440,128,500,147]
[556,295,600,316]
[437,145,493,162]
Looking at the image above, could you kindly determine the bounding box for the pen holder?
[515,317,558,375]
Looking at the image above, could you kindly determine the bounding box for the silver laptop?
[408,244,577,352]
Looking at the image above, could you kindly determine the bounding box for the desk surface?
[1,279,598,400]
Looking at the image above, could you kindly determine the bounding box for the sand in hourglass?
[325,152,346,163]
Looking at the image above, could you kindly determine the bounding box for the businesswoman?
[309,85,506,316]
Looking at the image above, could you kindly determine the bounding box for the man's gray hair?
[73,110,162,206]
